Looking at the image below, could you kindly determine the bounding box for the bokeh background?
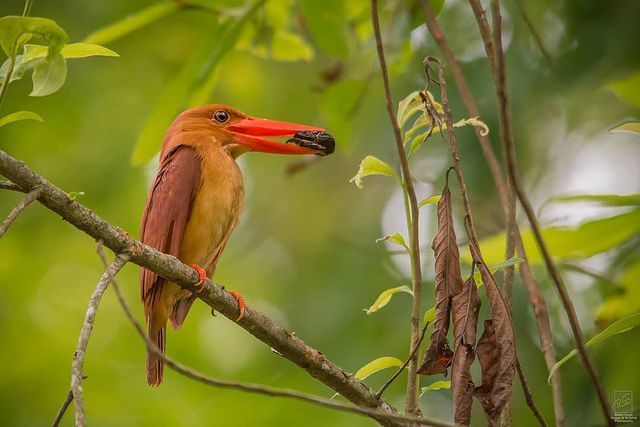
[1,0,639,425]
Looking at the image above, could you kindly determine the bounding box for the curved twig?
[0,186,42,238]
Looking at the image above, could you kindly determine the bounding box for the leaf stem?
[0,56,15,110]
[371,0,424,414]
[23,0,34,16]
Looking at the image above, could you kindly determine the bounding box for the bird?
[140,104,332,386]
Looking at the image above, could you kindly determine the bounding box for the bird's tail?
[146,316,166,386]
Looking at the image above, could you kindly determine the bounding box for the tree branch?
[0,149,455,427]
[95,246,451,427]
[467,1,613,424]
[0,186,41,238]
[419,2,564,424]
[370,0,424,414]
[71,253,130,427]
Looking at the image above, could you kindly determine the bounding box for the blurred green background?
[1,0,640,426]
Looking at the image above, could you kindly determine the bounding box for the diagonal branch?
[0,186,42,238]
[95,247,451,427]
[419,2,564,424]
[0,149,454,427]
[71,252,130,427]
[467,1,613,424]
[370,0,424,414]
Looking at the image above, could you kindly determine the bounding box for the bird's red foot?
[189,263,208,293]
[228,290,246,321]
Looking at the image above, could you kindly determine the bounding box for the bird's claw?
[228,290,246,321]
[189,263,208,293]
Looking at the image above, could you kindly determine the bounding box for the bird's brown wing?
[140,145,202,315]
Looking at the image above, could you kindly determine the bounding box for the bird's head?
[162,104,334,158]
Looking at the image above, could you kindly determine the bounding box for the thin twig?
[515,359,547,427]
[371,0,424,414]
[513,0,555,70]
[420,2,564,424]
[0,186,41,238]
[0,181,23,192]
[467,0,613,424]
[377,322,430,398]
[23,0,34,16]
[51,390,73,427]
[95,248,452,427]
[71,253,130,427]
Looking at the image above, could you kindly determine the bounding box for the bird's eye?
[213,110,229,123]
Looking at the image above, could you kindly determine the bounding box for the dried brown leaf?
[470,244,516,424]
[451,274,481,425]
[418,182,463,376]
[474,319,501,423]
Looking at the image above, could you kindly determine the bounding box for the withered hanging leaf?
[474,320,501,423]
[470,244,515,424]
[451,274,481,426]
[418,180,463,376]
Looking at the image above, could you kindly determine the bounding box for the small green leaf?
[419,380,451,397]
[0,16,68,57]
[354,357,403,381]
[30,51,67,96]
[376,232,410,252]
[22,44,47,63]
[67,191,85,200]
[418,195,442,208]
[548,312,640,384]
[364,285,413,314]
[0,111,43,128]
[423,306,436,325]
[397,91,423,128]
[548,194,640,207]
[610,122,640,136]
[349,155,396,189]
[83,2,180,45]
[0,55,25,83]
[61,42,119,58]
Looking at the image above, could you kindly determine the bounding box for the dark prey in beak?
[286,131,335,156]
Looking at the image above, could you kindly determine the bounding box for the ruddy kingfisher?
[140,104,334,385]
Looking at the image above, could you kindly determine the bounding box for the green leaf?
[548,312,640,384]
[23,43,118,63]
[418,195,441,208]
[61,43,119,58]
[83,2,180,45]
[548,194,640,207]
[0,111,43,128]
[354,357,403,381]
[606,73,640,108]
[364,286,413,314]
[0,55,25,83]
[397,91,423,128]
[349,155,396,189]
[300,0,349,59]
[422,306,435,325]
[610,122,640,136]
[271,31,313,62]
[597,261,640,324]
[30,51,67,97]
[0,16,67,58]
[134,1,265,164]
[467,209,640,266]
[419,380,451,397]
[67,191,85,200]
[376,232,410,252]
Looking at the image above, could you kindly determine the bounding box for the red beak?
[227,116,325,155]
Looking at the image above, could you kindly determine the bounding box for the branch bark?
[467,1,613,424]
[71,253,130,427]
[0,149,452,427]
[419,1,564,424]
[370,0,424,415]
